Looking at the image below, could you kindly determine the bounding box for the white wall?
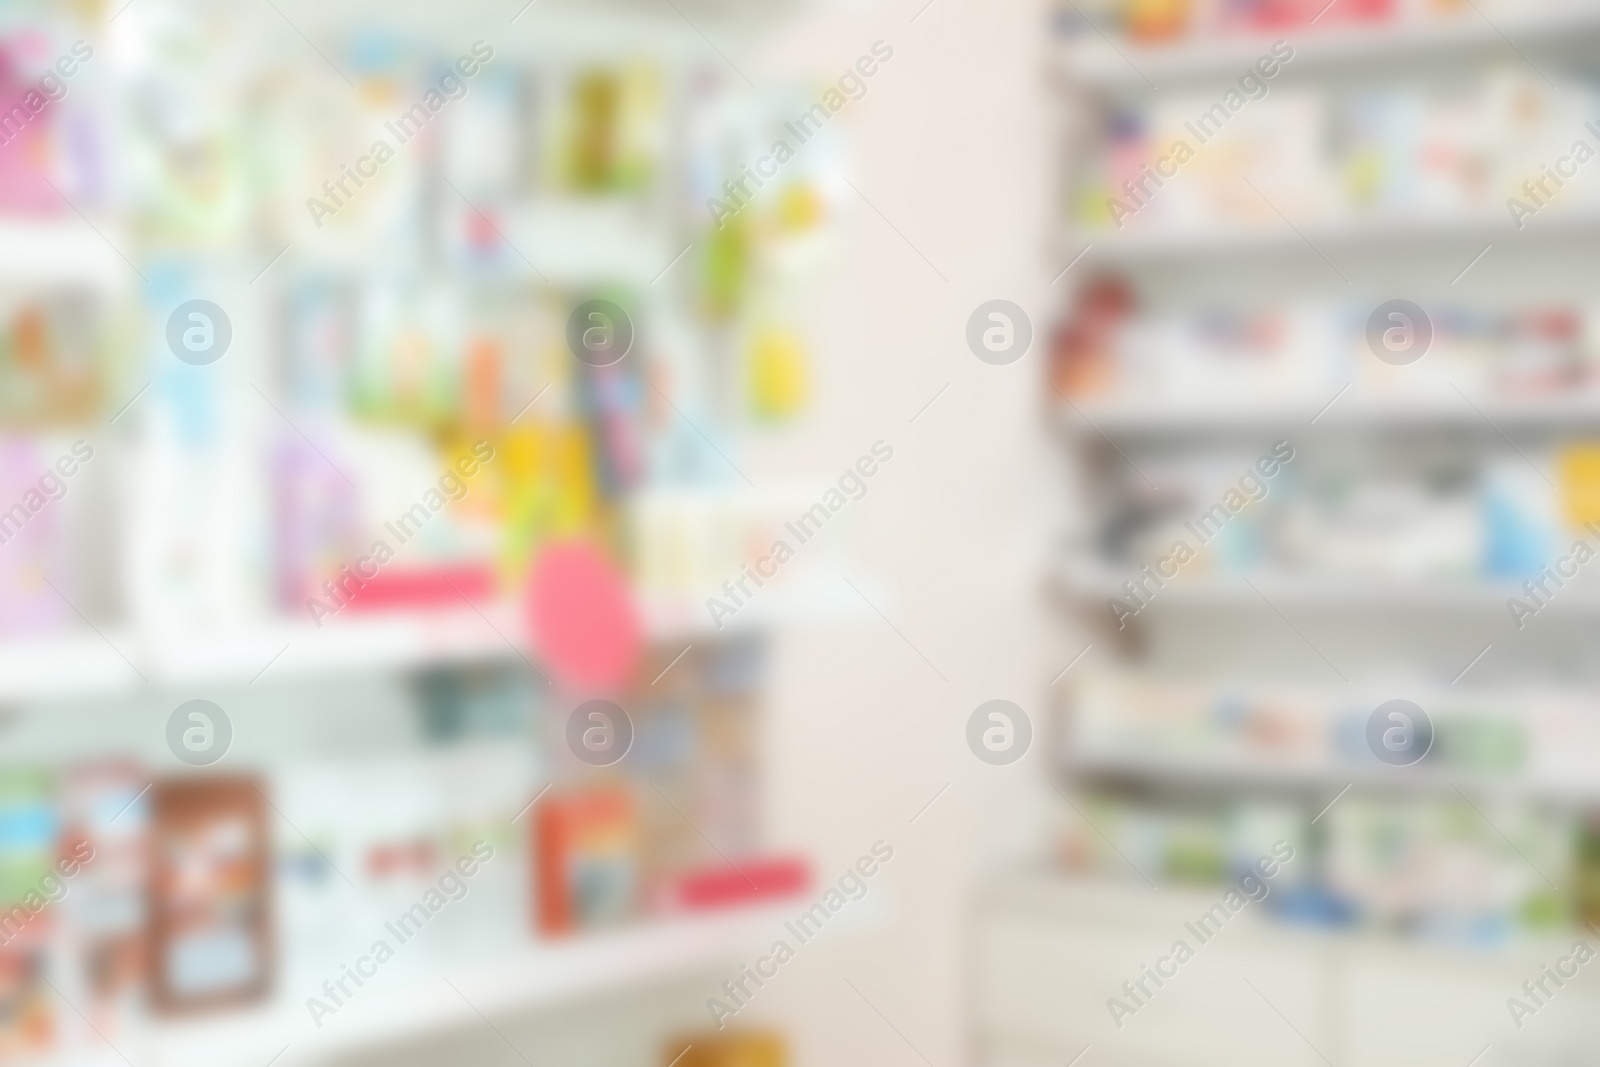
[746,1,1067,1063]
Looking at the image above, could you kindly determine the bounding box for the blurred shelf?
[1052,556,1586,614]
[982,870,1593,969]
[168,581,875,682]
[39,899,807,1067]
[1064,207,1600,264]
[0,606,527,702]
[3,581,877,700]
[1063,745,1594,805]
[144,602,529,687]
[0,218,128,288]
[1056,5,1600,90]
[0,629,143,703]
[1056,393,1600,436]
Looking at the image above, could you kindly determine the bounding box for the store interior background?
[14,0,1600,1064]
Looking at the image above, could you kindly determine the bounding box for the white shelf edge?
[0,580,877,702]
[1052,557,1590,614]
[981,871,1590,966]
[1064,206,1600,263]
[0,630,142,703]
[1062,745,1588,803]
[0,219,130,288]
[1057,394,1600,434]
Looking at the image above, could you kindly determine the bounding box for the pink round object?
[526,542,642,692]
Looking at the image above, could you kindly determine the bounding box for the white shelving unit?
[978,8,1600,1067]
[1043,7,1600,648]
[0,6,845,1066]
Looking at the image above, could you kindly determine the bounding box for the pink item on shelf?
[1218,0,1393,33]
[525,541,642,692]
[668,855,810,911]
[0,34,67,215]
[340,562,495,613]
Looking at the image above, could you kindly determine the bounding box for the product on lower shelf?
[1323,796,1570,942]
[0,925,50,1056]
[0,768,56,1056]
[1053,781,1577,945]
[534,785,639,935]
[148,777,273,1014]
[62,761,145,1036]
